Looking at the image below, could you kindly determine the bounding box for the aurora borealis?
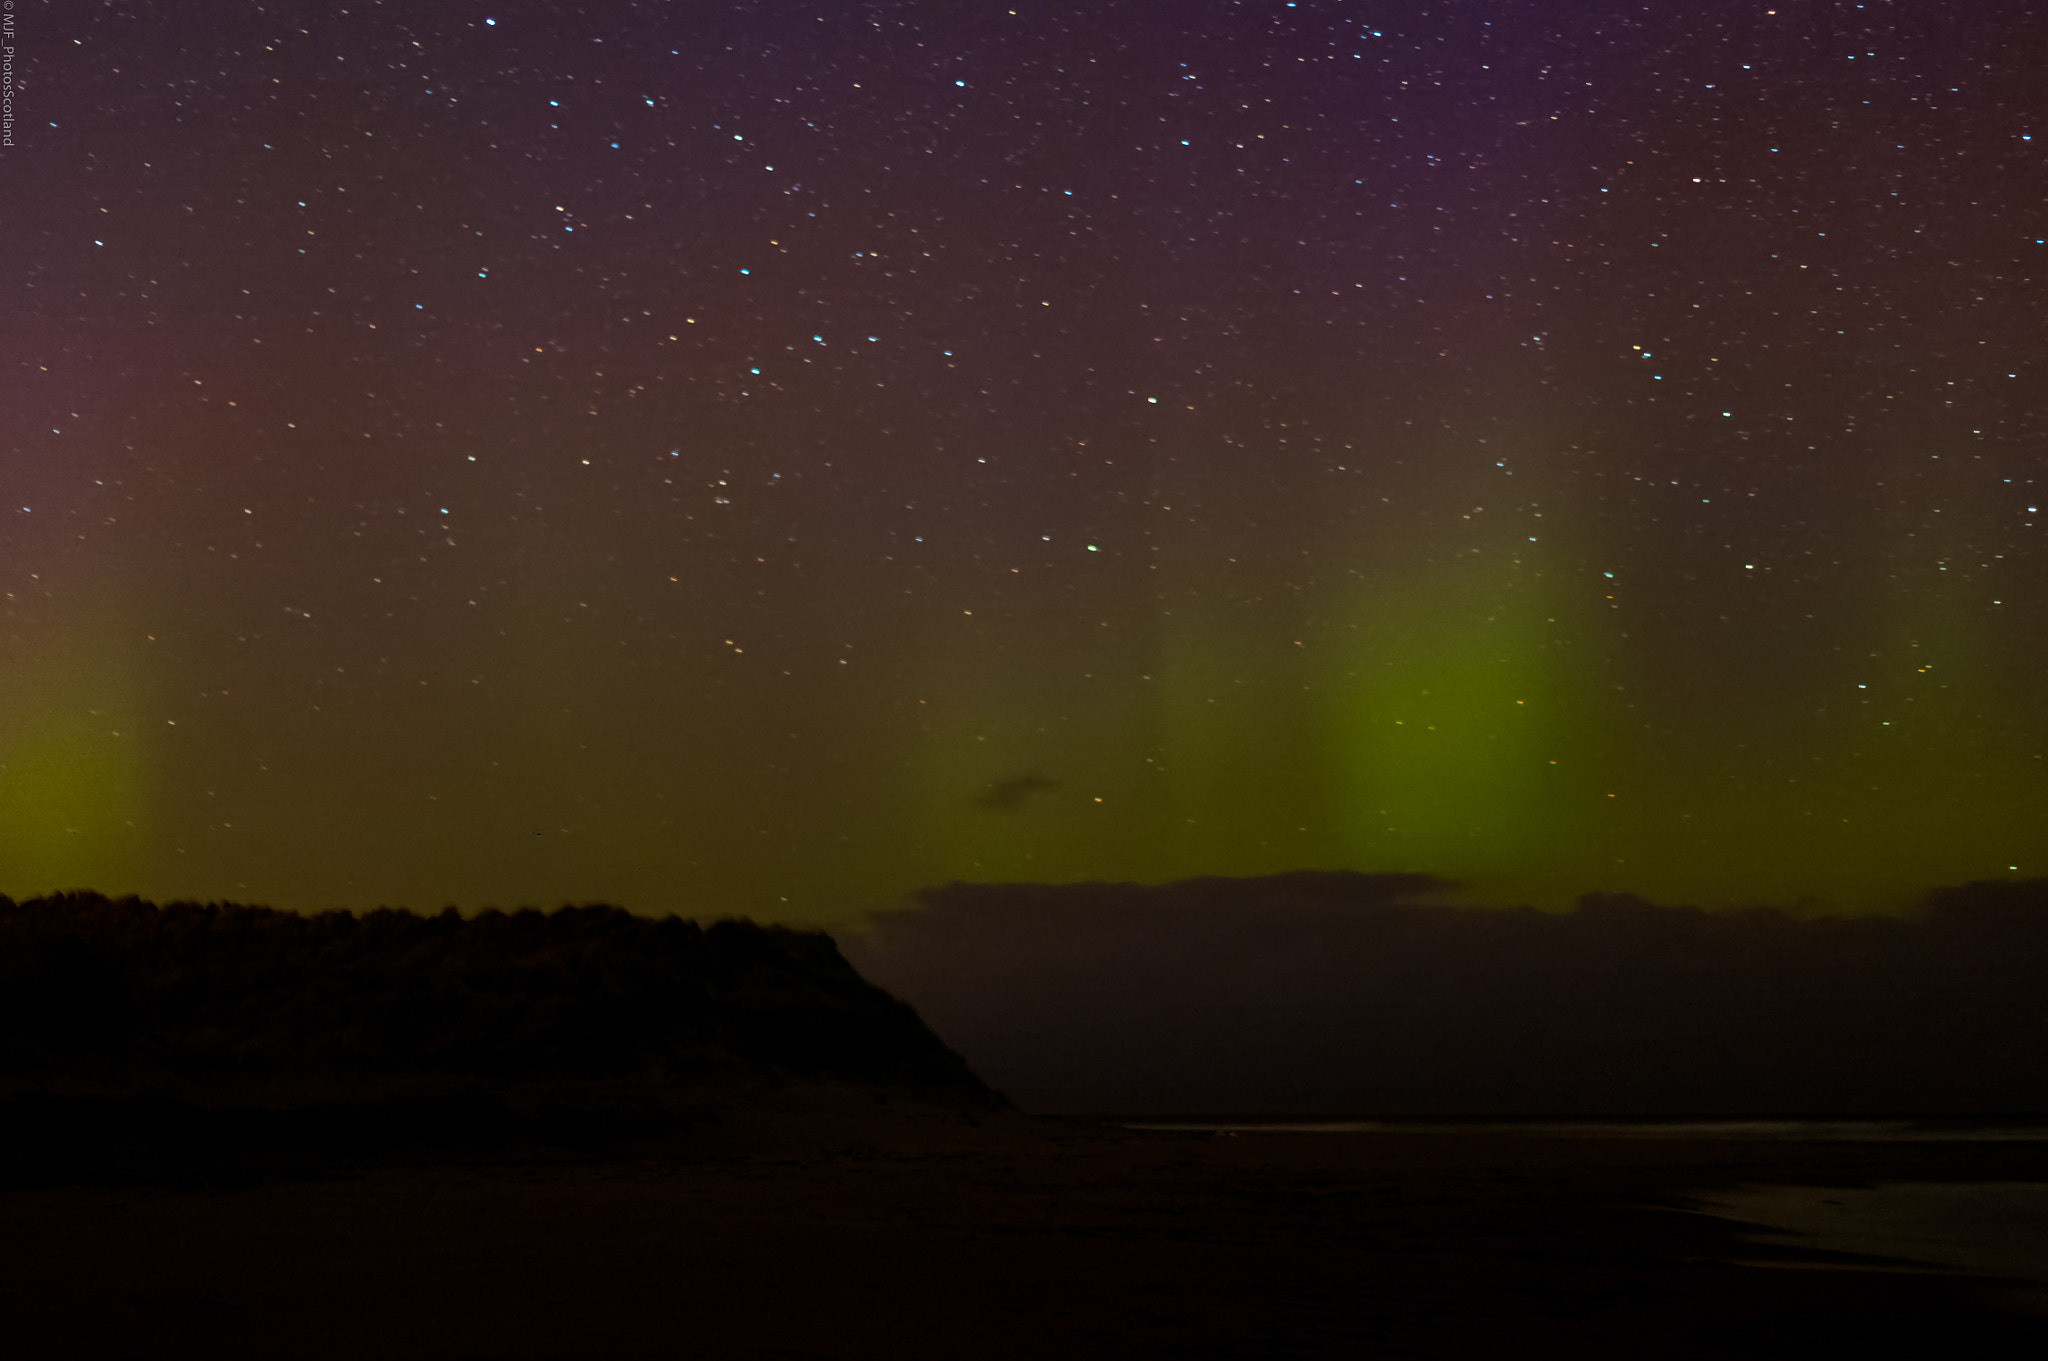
[4,1,2045,922]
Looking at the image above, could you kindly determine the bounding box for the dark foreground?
[4,1115,2046,1360]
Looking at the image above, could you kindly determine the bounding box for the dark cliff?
[0,893,1002,1180]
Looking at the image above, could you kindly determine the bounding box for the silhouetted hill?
[0,893,1001,1181]
[845,872,2048,1117]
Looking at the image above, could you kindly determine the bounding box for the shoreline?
[6,1118,2046,1358]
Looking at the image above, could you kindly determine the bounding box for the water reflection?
[1691,1182,2048,1284]
[1125,1120,2048,1141]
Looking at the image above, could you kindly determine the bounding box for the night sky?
[5,1,2046,923]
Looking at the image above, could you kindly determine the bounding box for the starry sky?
[5,0,2046,923]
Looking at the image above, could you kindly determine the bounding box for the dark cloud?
[844,874,2048,1117]
[973,775,1061,812]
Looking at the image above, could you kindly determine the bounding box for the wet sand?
[1691,1180,2048,1285]
[5,1117,2046,1359]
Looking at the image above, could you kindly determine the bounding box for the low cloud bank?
[844,872,2048,1116]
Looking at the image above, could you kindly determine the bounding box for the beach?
[5,1117,2046,1359]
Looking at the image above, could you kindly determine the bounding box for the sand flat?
[5,1120,2048,1358]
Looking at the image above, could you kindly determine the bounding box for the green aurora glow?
[5,450,2040,924]
[6,4,2044,924]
